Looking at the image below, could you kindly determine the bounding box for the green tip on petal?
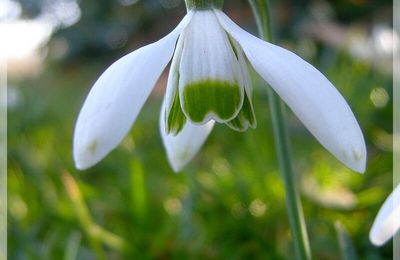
[226,95,257,131]
[181,79,243,124]
[166,91,187,135]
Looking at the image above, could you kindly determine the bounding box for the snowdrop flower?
[370,184,400,246]
[73,1,366,172]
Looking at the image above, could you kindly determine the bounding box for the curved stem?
[248,1,311,259]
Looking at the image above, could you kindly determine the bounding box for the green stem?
[184,0,223,10]
[248,1,311,259]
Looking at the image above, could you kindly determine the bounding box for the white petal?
[178,10,244,124]
[164,29,185,119]
[160,101,214,172]
[73,13,192,170]
[215,10,366,173]
[370,184,400,246]
[179,11,240,85]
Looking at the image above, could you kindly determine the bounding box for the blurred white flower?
[370,184,400,246]
[73,9,366,172]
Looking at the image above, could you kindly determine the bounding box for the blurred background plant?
[6,0,395,258]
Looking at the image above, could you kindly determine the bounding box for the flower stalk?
[248,0,312,259]
[184,0,223,10]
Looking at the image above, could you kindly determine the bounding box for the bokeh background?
[6,0,395,259]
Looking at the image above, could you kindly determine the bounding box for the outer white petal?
[370,184,400,246]
[215,10,366,173]
[73,13,192,170]
[160,101,214,172]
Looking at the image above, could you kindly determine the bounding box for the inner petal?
[226,36,257,131]
[165,32,186,135]
[182,79,242,123]
[178,10,244,124]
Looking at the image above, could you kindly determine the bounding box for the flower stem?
[184,0,223,10]
[248,1,312,259]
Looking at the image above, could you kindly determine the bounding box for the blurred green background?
[6,0,394,259]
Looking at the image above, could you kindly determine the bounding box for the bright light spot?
[249,199,267,217]
[164,197,182,216]
[0,0,21,21]
[38,0,81,28]
[0,20,52,60]
[373,25,399,56]
[370,87,389,108]
[52,0,81,27]
[0,0,81,65]
[302,177,357,209]
[347,24,396,74]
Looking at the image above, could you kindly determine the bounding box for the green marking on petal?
[166,91,186,135]
[352,149,363,162]
[181,79,243,124]
[226,93,257,131]
[87,140,98,154]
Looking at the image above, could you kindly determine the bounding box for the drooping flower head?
[73,0,366,172]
